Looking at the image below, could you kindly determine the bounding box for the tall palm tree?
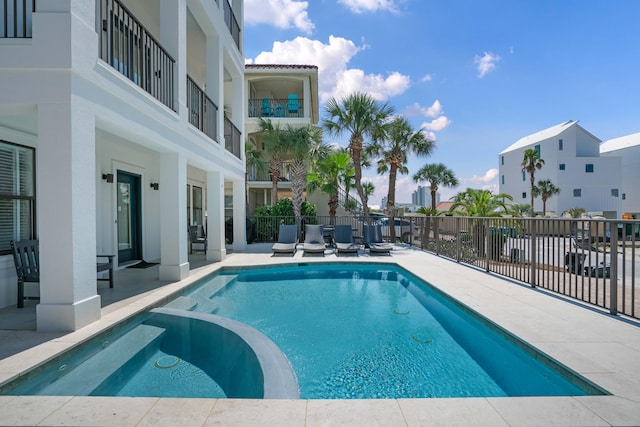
[413,163,459,213]
[244,140,265,214]
[283,124,324,228]
[307,150,354,224]
[532,179,560,216]
[258,118,286,204]
[323,92,395,224]
[369,117,434,240]
[510,203,533,217]
[521,148,545,211]
[449,188,513,217]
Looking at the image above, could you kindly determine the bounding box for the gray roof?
[499,120,576,154]
[600,131,640,153]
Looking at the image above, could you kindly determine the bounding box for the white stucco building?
[499,120,622,217]
[0,0,246,331]
[600,132,640,218]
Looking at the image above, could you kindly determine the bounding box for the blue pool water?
[180,263,603,399]
[0,262,606,399]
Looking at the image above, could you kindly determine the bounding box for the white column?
[159,152,189,280]
[206,170,226,262]
[161,0,187,117]
[36,100,101,332]
[206,35,224,143]
[232,178,247,251]
[303,77,311,119]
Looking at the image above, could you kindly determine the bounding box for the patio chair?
[363,224,393,255]
[189,225,207,254]
[287,94,300,116]
[272,224,299,255]
[303,224,326,255]
[10,239,114,308]
[333,224,359,255]
[261,98,274,117]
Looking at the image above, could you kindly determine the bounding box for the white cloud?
[406,100,442,118]
[250,36,411,102]
[245,0,314,34]
[474,52,501,78]
[462,168,499,184]
[421,74,433,82]
[421,115,453,132]
[338,0,400,14]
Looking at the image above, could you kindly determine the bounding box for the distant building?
[412,186,429,207]
[600,132,640,217]
[499,120,622,218]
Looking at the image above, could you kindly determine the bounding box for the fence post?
[484,219,490,272]
[530,219,537,288]
[609,221,618,315]
[455,217,462,262]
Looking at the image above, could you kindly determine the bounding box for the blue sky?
[244,0,640,207]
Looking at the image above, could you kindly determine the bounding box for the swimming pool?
[0,262,607,399]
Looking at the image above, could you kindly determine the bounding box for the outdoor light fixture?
[102,173,114,183]
[150,182,159,190]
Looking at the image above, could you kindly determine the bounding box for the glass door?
[117,171,142,264]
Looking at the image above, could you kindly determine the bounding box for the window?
[522,171,526,181]
[501,156,504,165]
[558,139,563,150]
[522,192,527,199]
[559,163,565,170]
[534,144,541,158]
[585,164,594,173]
[622,193,626,200]
[573,189,582,197]
[0,140,36,255]
[192,186,203,226]
[611,189,619,197]
[501,175,504,185]
[186,184,191,225]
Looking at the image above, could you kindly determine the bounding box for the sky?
[243,0,640,207]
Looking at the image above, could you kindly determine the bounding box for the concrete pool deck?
[1,244,639,426]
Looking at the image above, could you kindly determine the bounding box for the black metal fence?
[248,98,304,118]
[224,116,242,159]
[223,0,240,50]
[1,0,34,38]
[249,214,640,320]
[98,0,175,111]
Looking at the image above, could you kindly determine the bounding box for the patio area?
[1,244,639,426]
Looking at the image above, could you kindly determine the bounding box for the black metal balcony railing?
[248,161,293,182]
[249,98,304,118]
[224,116,242,159]
[223,0,240,50]
[98,0,175,111]
[187,76,218,142]
[1,0,34,38]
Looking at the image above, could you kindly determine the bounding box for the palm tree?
[307,150,354,224]
[258,118,286,204]
[510,203,533,218]
[368,117,434,240]
[521,148,545,211]
[413,163,459,213]
[284,124,324,228]
[244,140,265,214]
[562,207,587,218]
[323,92,395,224]
[449,188,513,217]
[532,179,560,216]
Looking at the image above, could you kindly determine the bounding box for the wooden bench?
[10,240,115,308]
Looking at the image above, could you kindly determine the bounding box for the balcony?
[98,0,175,111]
[1,0,34,38]
[187,76,218,142]
[224,116,241,159]
[248,161,293,182]
[223,0,240,51]
[249,97,304,119]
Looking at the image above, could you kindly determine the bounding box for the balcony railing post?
[530,219,537,288]
[610,221,618,315]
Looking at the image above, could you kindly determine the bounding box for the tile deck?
[1,244,639,426]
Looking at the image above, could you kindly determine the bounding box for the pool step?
[40,324,165,396]
[183,274,237,312]
[164,296,198,311]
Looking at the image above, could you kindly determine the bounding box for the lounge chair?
[303,224,326,255]
[272,224,298,255]
[363,224,393,255]
[189,225,207,254]
[333,224,359,255]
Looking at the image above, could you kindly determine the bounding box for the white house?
[0,0,246,331]
[499,120,622,217]
[600,132,640,218]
